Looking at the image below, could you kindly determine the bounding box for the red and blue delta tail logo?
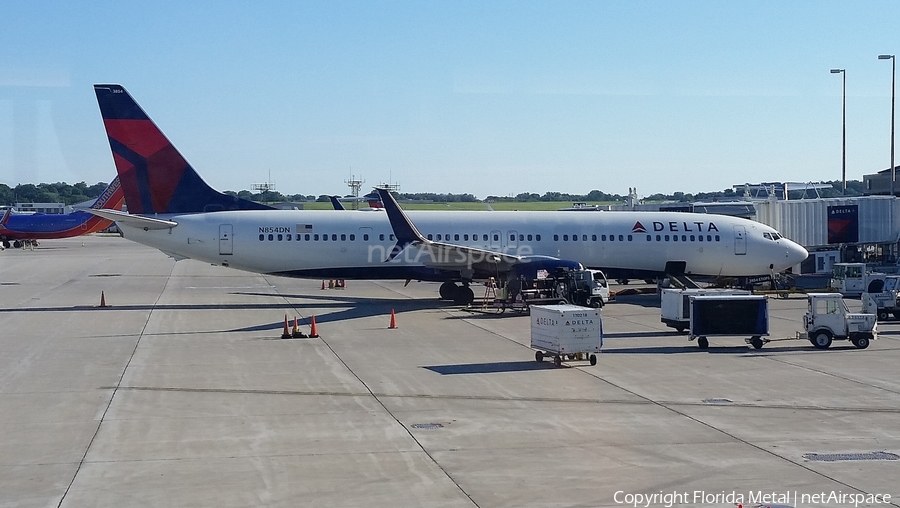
[631,221,647,233]
[93,84,272,214]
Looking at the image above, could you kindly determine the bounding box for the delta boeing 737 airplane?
[0,177,124,249]
[88,84,808,304]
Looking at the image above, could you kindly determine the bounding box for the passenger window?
[493,234,499,241]
[592,235,597,241]
[390,234,395,241]
[582,235,587,241]
[277,234,283,241]
[519,234,524,241]
[626,235,631,241]
[715,235,720,241]
[681,235,686,242]
[341,234,346,241]
[563,234,569,241]
[350,234,355,241]
[536,234,541,241]
[646,235,651,241]
[332,234,337,241]
[698,235,703,242]
[483,234,488,241]
[427,234,433,240]
[528,234,533,241]
[436,234,442,241]
[656,235,661,241]
[554,235,559,241]
[673,235,678,242]
[665,235,669,241]
[259,234,264,241]
[464,234,469,241]
[601,235,606,241]
[455,234,460,241]
[323,234,328,241]
[379,234,384,241]
[314,234,319,241]
[510,234,515,241]
[363,234,369,241]
[690,235,695,241]
[610,235,615,242]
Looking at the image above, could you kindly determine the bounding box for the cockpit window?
[763,232,783,241]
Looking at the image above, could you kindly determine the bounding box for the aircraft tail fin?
[93,84,272,214]
[0,208,10,228]
[329,196,346,210]
[88,176,126,211]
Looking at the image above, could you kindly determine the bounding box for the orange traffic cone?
[292,316,306,338]
[309,315,320,338]
[389,309,397,329]
[321,280,326,290]
[281,314,291,339]
[99,291,107,308]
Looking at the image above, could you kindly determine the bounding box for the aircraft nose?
[785,240,808,266]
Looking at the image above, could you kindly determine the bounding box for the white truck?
[804,293,876,349]
[831,262,886,297]
[531,304,602,367]
[861,275,900,321]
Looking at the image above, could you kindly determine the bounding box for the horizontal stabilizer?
[86,209,177,230]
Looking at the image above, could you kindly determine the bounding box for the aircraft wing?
[374,188,525,276]
[86,209,178,230]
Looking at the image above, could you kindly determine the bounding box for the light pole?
[831,68,846,195]
[879,54,895,196]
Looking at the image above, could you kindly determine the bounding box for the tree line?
[0,179,867,207]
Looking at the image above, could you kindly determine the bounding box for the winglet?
[374,188,427,260]
[329,196,346,210]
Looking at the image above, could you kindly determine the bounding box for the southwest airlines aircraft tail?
[89,84,808,304]
[0,177,125,249]
[94,84,271,214]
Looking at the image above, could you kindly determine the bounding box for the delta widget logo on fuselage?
[632,221,720,234]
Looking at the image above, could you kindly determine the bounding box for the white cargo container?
[660,288,751,332]
[530,304,602,367]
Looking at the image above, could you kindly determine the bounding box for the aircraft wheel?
[878,310,890,321]
[589,354,597,366]
[13,240,21,248]
[553,355,562,367]
[453,286,474,305]
[852,336,870,349]
[439,281,457,300]
[810,331,833,350]
[750,336,764,349]
[1,241,9,249]
[535,351,544,363]
[697,337,709,349]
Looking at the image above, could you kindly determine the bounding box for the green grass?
[296,201,616,211]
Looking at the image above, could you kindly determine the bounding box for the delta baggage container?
[530,304,602,367]
[689,294,769,349]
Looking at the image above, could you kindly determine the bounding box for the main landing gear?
[439,281,475,305]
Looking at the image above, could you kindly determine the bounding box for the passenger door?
[733,225,746,255]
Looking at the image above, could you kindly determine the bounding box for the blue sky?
[2,0,900,199]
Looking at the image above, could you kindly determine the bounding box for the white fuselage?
[117,209,808,280]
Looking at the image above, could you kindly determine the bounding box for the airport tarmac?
[1,235,899,508]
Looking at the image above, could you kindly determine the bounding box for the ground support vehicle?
[660,288,751,333]
[861,275,900,321]
[487,268,610,313]
[531,304,602,367]
[831,263,886,297]
[686,295,769,349]
[803,293,876,349]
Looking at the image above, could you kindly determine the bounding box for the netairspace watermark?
[613,490,893,508]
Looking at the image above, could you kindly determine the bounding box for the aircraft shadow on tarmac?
[423,361,557,374]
